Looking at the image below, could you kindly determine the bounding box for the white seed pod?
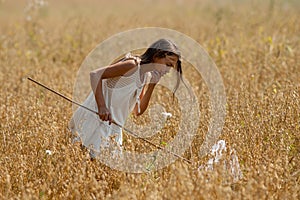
[45,150,52,155]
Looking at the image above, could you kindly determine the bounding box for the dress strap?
[124,52,141,67]
[135,57,142,114]
[125,52,143,114]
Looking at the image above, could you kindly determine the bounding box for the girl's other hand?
[150,70,164,83]
[141,63,170,78]
[153,63,170,74]
[98,106,112,124]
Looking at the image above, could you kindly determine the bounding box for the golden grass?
[0,0,299,199]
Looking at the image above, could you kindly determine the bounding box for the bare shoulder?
[113,59,137,69]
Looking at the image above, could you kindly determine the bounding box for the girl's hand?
[150,70,166,84]
[152,63,170,75]
[142,63,170,77]
[98,106,112,124]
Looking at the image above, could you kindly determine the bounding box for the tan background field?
[0,0,299,199]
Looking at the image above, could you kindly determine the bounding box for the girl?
[69,38,183,158]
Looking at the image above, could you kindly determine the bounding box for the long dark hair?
[139,38,184,96]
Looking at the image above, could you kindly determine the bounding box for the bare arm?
[133,71,163,116]
[90,59,137,122]
[133,83,156,116]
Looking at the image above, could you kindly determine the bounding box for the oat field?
[0,0,299,199]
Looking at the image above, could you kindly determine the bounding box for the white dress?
[69,54,148,155]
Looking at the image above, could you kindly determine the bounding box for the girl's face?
[153,54,179,72]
